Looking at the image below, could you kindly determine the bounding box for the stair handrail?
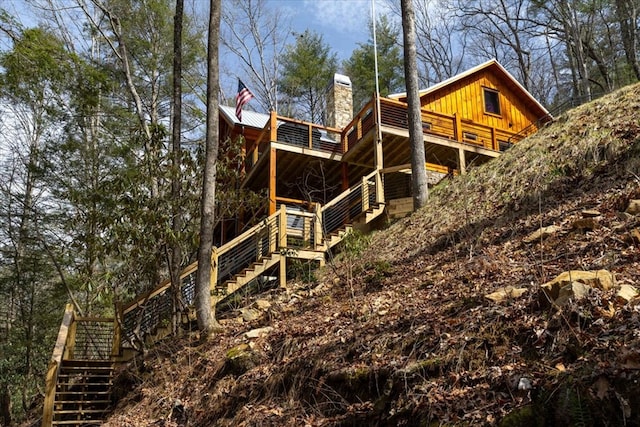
[119,209,284,343]
[120,262,198,317]
[119,171,385,349]
[42,303,75,427]
[321,169,379,213]
[216,208,282,256]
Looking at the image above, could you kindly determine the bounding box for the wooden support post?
[374,133,384,171]
[454,113,462,142]
[362,176,370,212]
[269,111,277,142]
[458,148,467,174]
[303,215,311,247]
[375,171,384,204]
[314,203,322,250]
[269,147,277,215]
[279,204,287,249]
[111,316,121,358]
[210,247,218,291]
[374,94,384,171]
[269,218,277,253]
[308,124,313,149]
[252,146,258,166]
[65,315,77,360]
[342,129,348,154]
[279,254,287,289]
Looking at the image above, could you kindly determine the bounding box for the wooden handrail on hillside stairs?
[42,304,120,426]
[42,170,386,426]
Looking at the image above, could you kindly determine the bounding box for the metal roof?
[219,105,271,129]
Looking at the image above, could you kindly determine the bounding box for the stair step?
[58,375,111,385]
[55,399,111,405]
[55,392,111,399]
[54,409,108,415]
[61,359,112,366]
[52,421,103,426]
[60,365,112,372]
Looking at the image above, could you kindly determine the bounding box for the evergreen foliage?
[279,30,337,124]
[343,15,405,110]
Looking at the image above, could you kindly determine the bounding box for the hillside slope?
[104,83,640,426]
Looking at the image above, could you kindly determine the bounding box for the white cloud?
[302,0,370,32]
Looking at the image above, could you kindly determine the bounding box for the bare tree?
[453,0,544,91]
[195,0,222,337]
[221,0,290,112]
[615,0,640,80]
[530,0,594,99]
[414,0,467,85]
[401,0,428,210]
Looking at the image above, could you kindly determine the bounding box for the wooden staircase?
[43,170,388,427]
[52,359,113,426]
[221,253,283,295]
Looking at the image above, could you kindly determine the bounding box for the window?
[463,132,478,142]
[422,121,432,133]
[499,140,513,152]
[483,88,501,115]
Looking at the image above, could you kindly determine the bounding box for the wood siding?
[419,69,540,137]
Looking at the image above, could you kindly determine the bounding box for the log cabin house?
[218,59,551,240]
[41,61,553,425]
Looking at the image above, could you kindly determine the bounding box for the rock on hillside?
[103,83,640,426]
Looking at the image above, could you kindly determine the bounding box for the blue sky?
[273,0,379,61]
[2,0,392,109]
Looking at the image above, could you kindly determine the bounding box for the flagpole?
[372,0,383,165]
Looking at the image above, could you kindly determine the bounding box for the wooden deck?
[241,96,530,212]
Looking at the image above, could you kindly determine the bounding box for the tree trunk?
[401,0,428,210]
[616,0,640,80]
[170,0,184,334]
[195,0,222,337]
[1,382,11,426]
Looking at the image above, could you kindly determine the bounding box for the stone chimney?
[326,73,353,129]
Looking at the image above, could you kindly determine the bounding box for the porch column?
[458,148,466,174]
[269,111,277,141]
[269,148,277,214]
[341,163,349,191]
[374,130,384,170]
[374,93,384,170]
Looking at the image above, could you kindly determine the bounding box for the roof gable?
[389,59,550,120]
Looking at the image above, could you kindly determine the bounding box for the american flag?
[235,79,254,122]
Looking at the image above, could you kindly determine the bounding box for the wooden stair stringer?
[221,254,282,296]
[365,202,386,223]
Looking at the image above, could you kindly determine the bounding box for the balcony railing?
[341,96,529,156]
[245,112,343,174]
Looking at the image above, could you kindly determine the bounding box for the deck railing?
[341,96,529,156]
[344,99,376,152]
[321,169,382,235]
[245,113,343,174]
[117,170,384,347]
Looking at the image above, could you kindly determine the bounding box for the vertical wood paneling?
[418,68,541,137]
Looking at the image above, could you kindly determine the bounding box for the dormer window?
[483,88,501,116]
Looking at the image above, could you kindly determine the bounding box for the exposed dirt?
[102,83,640,426]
